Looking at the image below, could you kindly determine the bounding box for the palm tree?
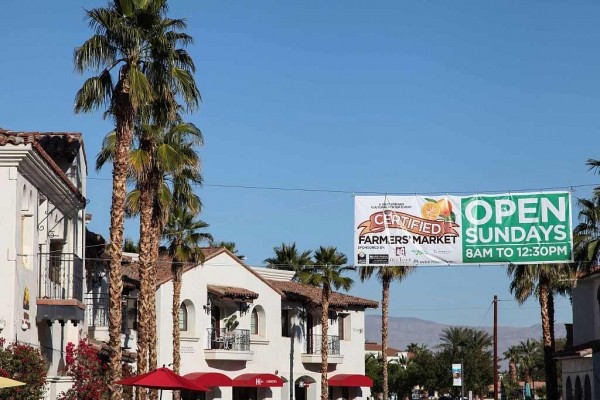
[75,1,199,395]
[264,242,312,270]
[359,266,412,400]
[517,339,540,386]
[213,241,245,260]
[163,207,212,400]
[507,264,571,400]
[503,345,522,382]
[97,120,203,389]
[574,195,600,272]
[297,246,353,400]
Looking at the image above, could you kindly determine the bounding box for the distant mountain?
[365,315,566,366]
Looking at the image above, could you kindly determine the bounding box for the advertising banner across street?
[354,191,573,266]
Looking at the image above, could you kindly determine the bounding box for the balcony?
[85,296,138,350]
[301,334,344,364]
[36,253,85,324]
[204,328,253,361]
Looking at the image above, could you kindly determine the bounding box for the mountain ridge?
[364,315,566,362]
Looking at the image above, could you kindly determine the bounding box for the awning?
[233,373,284,387]
[184,372,233,387]
[328,374,373,387]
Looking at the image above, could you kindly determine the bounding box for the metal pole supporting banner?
[461,360,464,400]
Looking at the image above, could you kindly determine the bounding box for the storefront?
[232,373,284,400]
[328,374,373,400]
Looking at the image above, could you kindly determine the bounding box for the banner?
[452,364,462,387]
[354,192,572,266]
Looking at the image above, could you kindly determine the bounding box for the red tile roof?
[0,130,85,202]
[267,279,378,309]
[364,342,403,356]
[151,248,284,296]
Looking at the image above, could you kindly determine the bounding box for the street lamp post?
[457,343,465,400]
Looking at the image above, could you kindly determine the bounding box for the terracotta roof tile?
[365,342,404,356]
[207,285,259,300]
[267,279,378,309]
[150,248,284,298]
[0,130,85,202]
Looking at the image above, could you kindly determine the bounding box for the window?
[282,309,291,337]
[179,303,188,331]
[251,308,258,335]
[338,313,350,340]
[49,241,64,284]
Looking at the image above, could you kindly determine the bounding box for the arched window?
[251,308,259,335]
[566,377,573,400]
[179,303,188,331]
[575,376,582,400]
[584,375,591,400]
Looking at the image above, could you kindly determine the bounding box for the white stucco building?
[364,342,410,366]
[0,129,88,398]
[152,248,378,400]
[556,268,600,400]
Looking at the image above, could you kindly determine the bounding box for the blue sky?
[1,1,599,334]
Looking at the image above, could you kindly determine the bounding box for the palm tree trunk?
[509,360,517,382]
[539,281,558,400]
[172,261,183,400]
[108,86,135,400]
[136,174,155,400]
[381,276,390,400]
[148,221,161,400]
[321,286,330,400]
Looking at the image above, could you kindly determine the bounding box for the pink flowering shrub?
[0,337,47,400]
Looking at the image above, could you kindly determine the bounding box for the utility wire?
[85,177,598,196]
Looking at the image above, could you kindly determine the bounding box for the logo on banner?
[256,378,263,386]
[357,252,367,264]
[357,198,459,237]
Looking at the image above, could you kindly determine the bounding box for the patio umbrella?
[116,367,209,399]
[0,377,26,389]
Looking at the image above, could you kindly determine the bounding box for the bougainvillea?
[0,338,47,400]
[58,340,134,400]
[58,340,111,400]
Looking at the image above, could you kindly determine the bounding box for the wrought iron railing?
[206,328,250,351]
[39,253,83,301]
[85,296,138,332]
[304,334,340,355]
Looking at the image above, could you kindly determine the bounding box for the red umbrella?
[116,367,209,398]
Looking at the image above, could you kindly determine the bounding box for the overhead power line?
[86,177,598,196]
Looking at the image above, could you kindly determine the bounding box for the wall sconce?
[0,319,6,332]
[202,298,212,314]
[20,319,29,331]
[238,302,250,315]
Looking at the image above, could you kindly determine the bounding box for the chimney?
[565,323,573,349]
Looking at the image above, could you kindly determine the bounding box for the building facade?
[0,130,88,398]
[153,248,378,400]
[556,269,600,400]
[364,342,410,365]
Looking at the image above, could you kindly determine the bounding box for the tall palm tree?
[503,345,522,382]
[359,266,412,400]
[264,242,312,270]
[76,1,199,395]
[163,207,212,400]
[97,120,203,390]
[297,246,353,400]
[507,264,571,400]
